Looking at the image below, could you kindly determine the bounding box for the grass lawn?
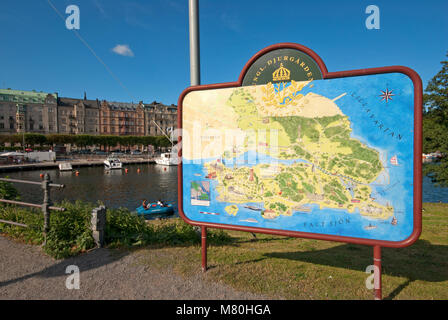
[136,202,448,300]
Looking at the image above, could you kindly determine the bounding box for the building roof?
[59,97,99,108]
[0,88,57,104]
[106,101,142,111]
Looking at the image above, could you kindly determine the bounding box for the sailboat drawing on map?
[390,155,399,166]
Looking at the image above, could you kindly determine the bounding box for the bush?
[0,178,20,200]
[0,200,232,259]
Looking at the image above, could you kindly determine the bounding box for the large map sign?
[178,43,422,248]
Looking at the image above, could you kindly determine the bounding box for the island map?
[181,72,415,242]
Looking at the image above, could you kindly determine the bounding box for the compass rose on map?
[379,88,395,103]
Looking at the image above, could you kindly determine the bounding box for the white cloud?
[112,44,134,57]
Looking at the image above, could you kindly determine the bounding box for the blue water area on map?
[182,73,415,243]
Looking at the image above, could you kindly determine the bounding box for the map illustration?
[191,181,211,206]
[181,72,415,242]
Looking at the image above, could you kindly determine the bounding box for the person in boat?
[142,199,149,210]
[157,199,166,207]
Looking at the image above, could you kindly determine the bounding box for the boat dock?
[0,158,156,172]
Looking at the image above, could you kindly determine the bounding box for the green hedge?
[0,200,231,259]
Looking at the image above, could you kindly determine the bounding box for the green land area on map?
[184,81,394,220]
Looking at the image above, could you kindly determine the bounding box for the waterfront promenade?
[0,157,156,172]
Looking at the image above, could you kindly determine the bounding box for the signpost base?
[374,245,382,300]
[201,226,207,272]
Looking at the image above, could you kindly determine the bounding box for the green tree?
[24,133,47,148]
[423,51,448,186]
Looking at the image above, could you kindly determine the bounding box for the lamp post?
[189,0,206,272]
[189,0,200,86]
[16,103,25,152]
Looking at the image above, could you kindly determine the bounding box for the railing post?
[41,173,51,246]
[201,226,207,272]
[91,206,106,248]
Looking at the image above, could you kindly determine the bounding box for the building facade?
[0,89,177,137]
[0,89,58,134]
[58,97,100,135]
[99,101,145,136]
[144,101,177,136]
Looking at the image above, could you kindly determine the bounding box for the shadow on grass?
[263,239,448,300]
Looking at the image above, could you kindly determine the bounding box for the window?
[0,123,4,129]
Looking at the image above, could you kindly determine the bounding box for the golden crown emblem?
[272,63,290,81]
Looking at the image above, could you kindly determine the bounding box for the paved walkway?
[0,236,267,300]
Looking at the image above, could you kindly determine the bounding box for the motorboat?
[155,153,176,166]
[104,156,122,170]
[58,162,72,171]
[136,202,174,218]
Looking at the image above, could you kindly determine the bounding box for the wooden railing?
[0,174,65,245]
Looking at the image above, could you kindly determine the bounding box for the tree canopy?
[0,133,172,151]
[423,51,448,186]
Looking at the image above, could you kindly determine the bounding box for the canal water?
[2,165,447,214]
[4,164,178,213]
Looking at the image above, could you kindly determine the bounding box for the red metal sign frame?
[177,42,422,249]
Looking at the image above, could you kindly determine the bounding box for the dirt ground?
[0,236,268,300]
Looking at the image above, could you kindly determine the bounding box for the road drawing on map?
[182,72,415,242]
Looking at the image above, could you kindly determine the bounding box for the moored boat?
[136,203,174,217]
[58,162,72,171]
[155,153,176,166]
[104,156,122,170]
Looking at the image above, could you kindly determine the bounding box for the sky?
[0,0,447,105]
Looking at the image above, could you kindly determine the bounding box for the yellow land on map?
[182,81,393,220]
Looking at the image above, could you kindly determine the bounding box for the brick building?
[0,88,177,137]
[99,100,145,136]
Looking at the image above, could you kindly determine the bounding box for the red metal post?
[201,226,207,272]
[373,245,382,300]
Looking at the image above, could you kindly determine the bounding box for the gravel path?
[0,236,267,300]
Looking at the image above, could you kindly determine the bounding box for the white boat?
[155,153,176,166]
[58,162,72,171]
[104,156,122,170]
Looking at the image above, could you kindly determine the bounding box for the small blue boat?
[136,203,174,218]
